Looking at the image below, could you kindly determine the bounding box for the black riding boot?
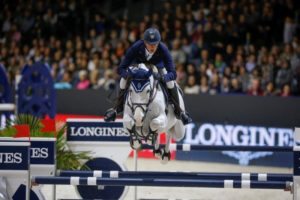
[169,87,193,125]
[104,89,126,122]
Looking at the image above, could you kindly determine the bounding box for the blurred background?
[1,0,300,96]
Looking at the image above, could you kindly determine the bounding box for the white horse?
[122,63,185,162]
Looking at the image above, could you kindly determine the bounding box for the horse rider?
[104,27,193,125]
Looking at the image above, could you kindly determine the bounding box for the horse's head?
[127,63,154,127]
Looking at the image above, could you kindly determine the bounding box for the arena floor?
[42,158,293,200]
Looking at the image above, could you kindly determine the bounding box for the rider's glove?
[153,72,165,82]
[120,71,129,79]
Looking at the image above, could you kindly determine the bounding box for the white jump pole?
[0,103,15,111]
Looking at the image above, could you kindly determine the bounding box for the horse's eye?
[146,89,150,93]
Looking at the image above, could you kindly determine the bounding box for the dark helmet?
[143,28,161,45]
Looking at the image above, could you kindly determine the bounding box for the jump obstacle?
[1,119,299,199]
[57,170,293,181]
[32,176,290,190]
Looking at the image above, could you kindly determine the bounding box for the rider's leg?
[104,78,127,122]
[166,81,193,125]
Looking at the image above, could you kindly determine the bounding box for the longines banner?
[177,123,294,167]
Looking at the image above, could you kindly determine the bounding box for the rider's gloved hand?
[153,72,165,82]
[120,69,134,79]
[120,71,128,79]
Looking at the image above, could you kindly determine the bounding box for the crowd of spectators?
[0,0,300,97]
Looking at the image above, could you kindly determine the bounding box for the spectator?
[176,63,187,89]
[184,75,199,95]
[247,78,263,96]
[98,69,116,91]
[54,70,73,89]
[275,59,292,89]
[245,54,256,73]
[230,77,242,94]
[283,17,297,44]
[199,75,209,94]
[220,76,230,94]
[214,53,226,73]
[0,0,299,98]
[76,70,90,90]
[281,83,291,97]
[208,73,220,95]
[171,39,186,64]
[263,81,277,96]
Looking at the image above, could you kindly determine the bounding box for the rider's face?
[145,42,158,54]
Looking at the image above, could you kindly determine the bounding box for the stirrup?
[180,112,193,125]
[104,108,117,122]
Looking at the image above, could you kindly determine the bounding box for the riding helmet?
[143,28,161,45]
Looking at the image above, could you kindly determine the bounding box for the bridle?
[127,77,158,123]
[126,74,159,140]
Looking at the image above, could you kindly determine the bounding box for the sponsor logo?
[30,148,48,158]
[184,123,294,165]
[69,127,129,137]
[0,152,22,164]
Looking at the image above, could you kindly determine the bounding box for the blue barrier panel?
[0,142,29,170]
[0,141,30,200]
[30,139,55,165]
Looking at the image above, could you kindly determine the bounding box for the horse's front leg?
[161,132,171,164]
[150,114,167,158]
[123,114,141,149]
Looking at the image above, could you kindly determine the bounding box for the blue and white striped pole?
[57,170,292,182]
[32,176,290,190]
[141,144,293,152]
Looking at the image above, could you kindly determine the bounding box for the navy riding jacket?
[118,40,177,82]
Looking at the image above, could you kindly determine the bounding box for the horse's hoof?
[160,150,171,164]
[153,148,162,158]
[130,139,141,150]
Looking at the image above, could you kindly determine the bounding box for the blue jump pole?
[57,170,292,182]
[32,176,290,190]
[141,144,293,152]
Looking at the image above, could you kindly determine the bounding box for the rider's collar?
[145,48,154,61]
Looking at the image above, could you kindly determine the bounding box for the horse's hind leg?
[159,121,185,163]
[172,120,185,141]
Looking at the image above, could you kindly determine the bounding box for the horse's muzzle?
[133,106,145,127]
